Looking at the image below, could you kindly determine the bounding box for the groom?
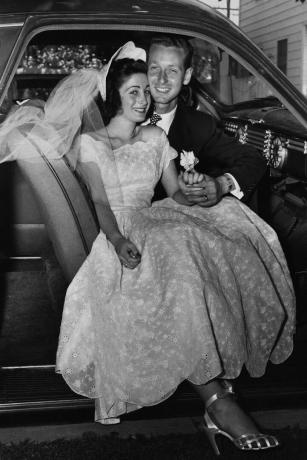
[146,35,267,208]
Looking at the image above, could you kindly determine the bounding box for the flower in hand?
[180,150,199,172]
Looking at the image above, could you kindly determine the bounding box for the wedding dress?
[56,129,295,423]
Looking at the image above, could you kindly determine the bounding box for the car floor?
[0,258,60,366]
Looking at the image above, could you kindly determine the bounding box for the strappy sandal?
[203,383,280,456]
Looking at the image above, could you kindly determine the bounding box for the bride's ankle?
[204,381,234,409]
[204,386,258,433]
[206,390,235,416]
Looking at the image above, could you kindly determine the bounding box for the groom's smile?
[154,86,171,93]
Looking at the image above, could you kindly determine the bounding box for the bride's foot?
[204,385,279,455]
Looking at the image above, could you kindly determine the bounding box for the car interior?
[0,27,306,417]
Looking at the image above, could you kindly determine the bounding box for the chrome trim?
[5,256,42,261]
[248,118,265,124]
[0,23,23,27]
[2,364,55,370]
[237,124,248,144]
[0,399,93,413]
[263,129,272,163]
[270,136,288,169]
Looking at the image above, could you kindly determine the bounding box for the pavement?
[0,409,307,444]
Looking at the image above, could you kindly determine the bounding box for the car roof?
[0,0,240,48]
[0,0,237,40]
[0,0,216,17]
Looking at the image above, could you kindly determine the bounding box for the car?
[0,0,306,420]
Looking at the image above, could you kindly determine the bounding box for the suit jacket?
[167,103,267,204]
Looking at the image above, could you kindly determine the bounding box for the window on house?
[277,39,288,74]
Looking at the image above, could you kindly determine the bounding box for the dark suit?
[167,103,267,205]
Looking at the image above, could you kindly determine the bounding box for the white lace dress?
[56,131,295,423]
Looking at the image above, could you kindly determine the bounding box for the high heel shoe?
[203,385,279,456]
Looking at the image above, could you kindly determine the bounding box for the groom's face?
[147,44,192,113]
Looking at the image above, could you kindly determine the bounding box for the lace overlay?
[56,131,295,423]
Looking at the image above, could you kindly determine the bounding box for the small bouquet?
[180,150,199,172]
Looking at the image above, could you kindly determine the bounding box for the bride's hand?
[178,172,208,206]
[182,170,204,185]
[115,237,141,269]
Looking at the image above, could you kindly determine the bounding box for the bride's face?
[118,73,151,123]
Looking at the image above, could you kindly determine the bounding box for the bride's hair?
[102,58,148,124]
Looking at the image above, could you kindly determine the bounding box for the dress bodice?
[79,131,177,209]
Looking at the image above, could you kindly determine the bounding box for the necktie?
[149,113,162,125]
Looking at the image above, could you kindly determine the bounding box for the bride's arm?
[78,161,123,245]
[77,161,141,268]
[161,160,194,205]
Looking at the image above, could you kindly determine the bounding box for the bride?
[1,42,295,455]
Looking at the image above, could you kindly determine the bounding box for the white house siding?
[240,0,307,95]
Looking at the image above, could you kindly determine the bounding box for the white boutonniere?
[180,150,199,172]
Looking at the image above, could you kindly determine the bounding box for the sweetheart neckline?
[82,133,159,152]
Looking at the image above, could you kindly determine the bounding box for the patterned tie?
[149,113,162,125]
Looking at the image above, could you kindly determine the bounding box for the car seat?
[16,154,99,283]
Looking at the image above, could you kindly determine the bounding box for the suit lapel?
[169,104,208,171]
[168,105,186,152]
[168,105,188,170]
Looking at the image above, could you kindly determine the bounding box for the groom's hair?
[149,35,193,70]
[102,58,148,123]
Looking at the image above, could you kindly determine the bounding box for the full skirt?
[56,197,295,422]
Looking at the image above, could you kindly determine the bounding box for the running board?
[0,366,92,413]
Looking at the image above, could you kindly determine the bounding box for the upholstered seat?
[16,155,99,282]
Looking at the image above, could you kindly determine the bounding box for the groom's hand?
[179,173,224,207]
[197,175,226,207]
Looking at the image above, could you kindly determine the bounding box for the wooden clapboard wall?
[239,0,307,95]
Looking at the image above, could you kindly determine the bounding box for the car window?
[15,43,106,102]
[6,31,278,112]
[191,37,273,106]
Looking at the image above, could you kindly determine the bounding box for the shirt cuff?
[225,173,244,200]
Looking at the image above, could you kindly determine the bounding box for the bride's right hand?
[114,237,141,269]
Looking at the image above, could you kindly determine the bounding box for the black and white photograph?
[0,1,306,458]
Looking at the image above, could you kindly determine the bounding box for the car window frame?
[0,23,23,100]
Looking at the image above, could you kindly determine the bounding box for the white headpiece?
[98,41,147,100]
